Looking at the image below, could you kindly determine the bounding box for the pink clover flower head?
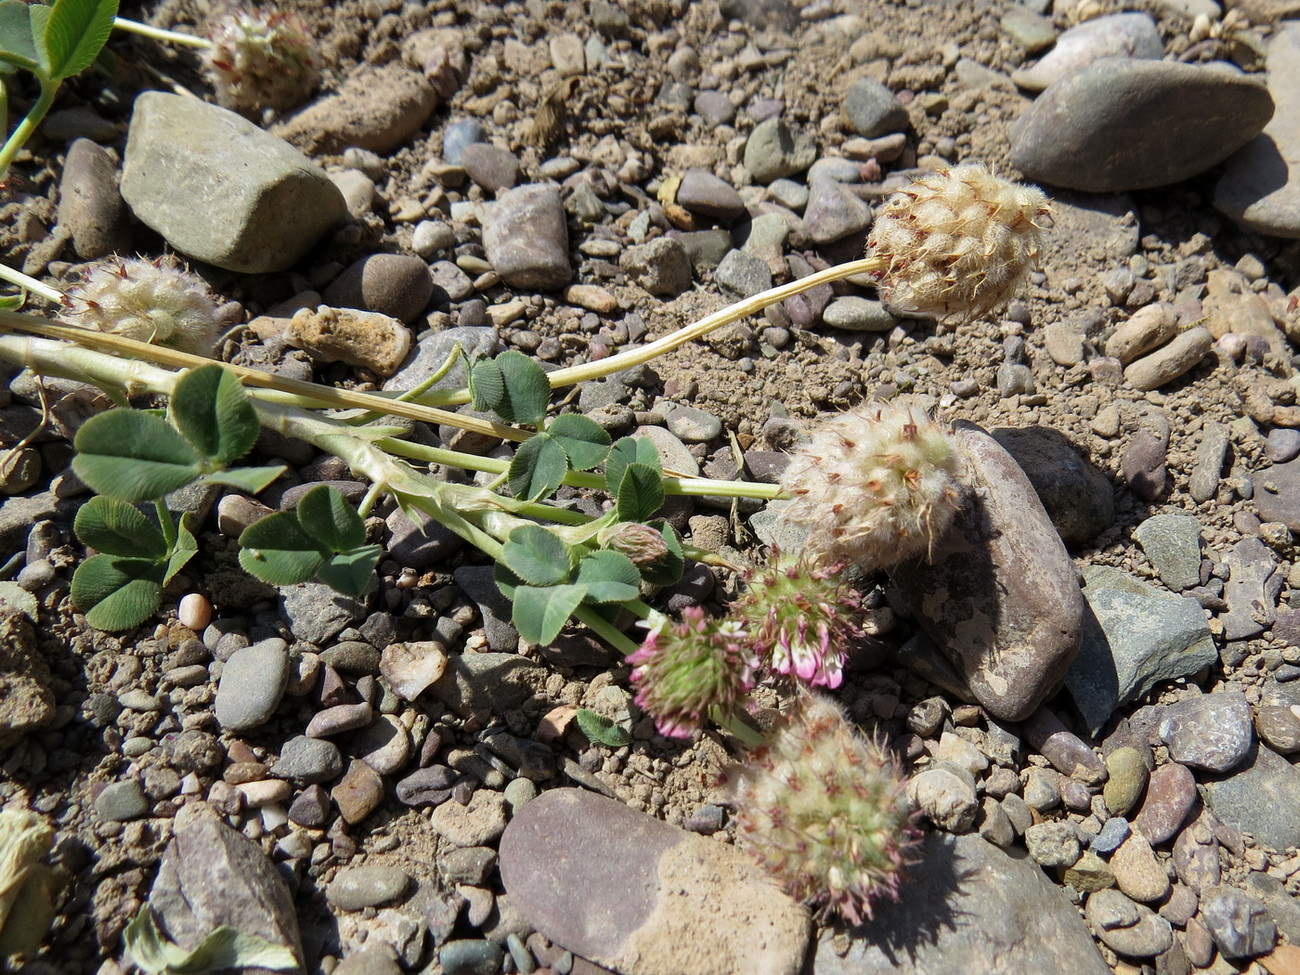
[628,607,756,739]
[732,553,862,690]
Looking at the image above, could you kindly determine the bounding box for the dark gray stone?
[1202,745,1300,851]
[842,77,909,138]
[675,168,745,221]
[714,248,773,298]
[1010,59,1274,192]
[213,639,290,732]
[58,137,131,260]
[620,237,692,297]
[812,832,1110,975]
[327,865,413,911]
[1220,537,1282,640]
[1215,23,1300,239]
[890,422,1084,721]
[323,254,434,324]
[1255,456,1300,530]
[743,118,817,184]
[274,735,344,785]
[426,652,540,722]
[1200,886,1276,960]
[280,579,376,647]
[453,565,517,651]
[1066,567,1218,734]
[1085,888,1172,958]
[1133,514,1202,591]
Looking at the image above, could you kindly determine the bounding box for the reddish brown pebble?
[1134,763,1197,844]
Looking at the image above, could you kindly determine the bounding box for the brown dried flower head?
[867,163,1050,322]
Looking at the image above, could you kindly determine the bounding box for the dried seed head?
[729,689,921,925]
[867,163,1050,322]
[206,7,320,116]
[780,402,961,571]
[61,255,218,356]
[627,607,757,739]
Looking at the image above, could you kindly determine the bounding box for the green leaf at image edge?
[170,364,259,465]
[468,357,504,414]
[0,1,42,74]
[71,555,163,632]
[40,0,118,81]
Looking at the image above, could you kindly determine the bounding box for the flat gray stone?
[501,788,809,975]
[1010,59,1274,192]
[279,579,376,646]
[94,779,150,822]
[327,864,413,911]
[426,652,540,721]
[813,832,1109,975]
[214,638,290,732]
[1220,536,1282,640]
[890,422,1084,721]
[148,802,303,969]
[675,168,745,220]
[273,735,344,785]
[122,92,345,273]
[1202,744,1300,851]
[1066,567,1218,734]
[1215,23,1300,238]
[1085,888,1172,958]
[383,326,499,394]
[743,118,817,184]
[1133,514,1202,591]
[842,77,909,138]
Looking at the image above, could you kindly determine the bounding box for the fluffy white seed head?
[61,255,218,356]
[206,8,320,116]
[868,163,1050,322]
[780,401,962,570]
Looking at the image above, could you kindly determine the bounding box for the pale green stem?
[0,78,57,179]
[379,437,783,501]
[0,264,65,304]
[113,17,212,49]
[356,480,385,518]
[710,707,765,747]
[436,255,888,406]
[575,606,640,655]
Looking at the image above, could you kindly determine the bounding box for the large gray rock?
[891,422,1084,721]
[1202,744,1300,851]
[1010,59,1274,192]
[121,92,346,273]
[1215,23,1300,238]
[501,788,809,975]
[148,802,304,972]
[1066,566,1218,734]
[812,832,1110,975]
